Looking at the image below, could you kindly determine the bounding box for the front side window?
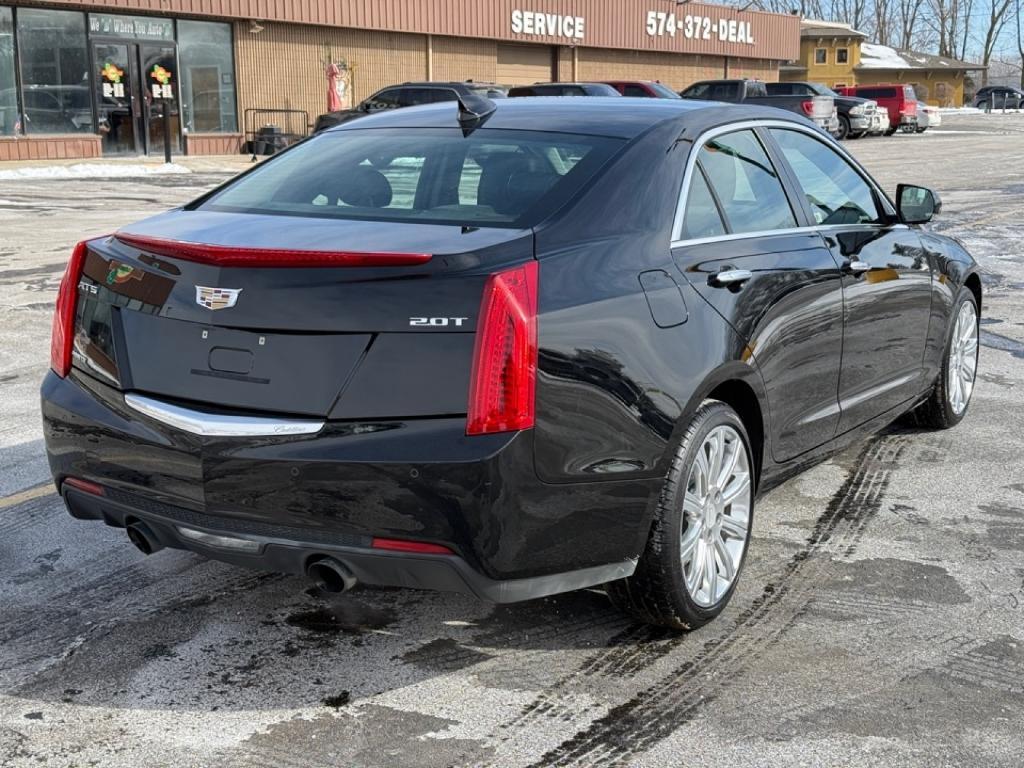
[177,20,237,133]
[769,128,881,225]
[16,8,89,134]
[814,48,827,65]
[696,129,796,234]
[364,88,402,111]
[0,7,15,135]
[681,82,711,99]
[623,85,649,97]
[198,127,624,228]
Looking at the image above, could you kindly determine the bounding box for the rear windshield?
[198,128,623,228]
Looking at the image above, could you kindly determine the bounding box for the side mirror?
[896,184,941,224]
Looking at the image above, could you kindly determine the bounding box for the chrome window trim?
[670,119,898,248]
[124,393,324,437]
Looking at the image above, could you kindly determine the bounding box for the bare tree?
[1017,0,1024,85]
[978,0,1014,84]
[895,0,928,48]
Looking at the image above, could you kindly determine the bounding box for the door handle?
[846,260,871,273]
[709,269,753,287]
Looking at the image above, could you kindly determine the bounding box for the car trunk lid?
[73,210,534,420]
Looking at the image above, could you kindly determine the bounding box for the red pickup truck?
[837,84,918,134]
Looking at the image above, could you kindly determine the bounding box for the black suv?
[313,81,507,133]
[973,86,1024,110]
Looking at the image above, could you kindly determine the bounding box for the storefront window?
[177,20,237,133]
[0,7,16,136]
[17,9,90,134]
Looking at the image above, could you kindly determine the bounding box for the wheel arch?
[668,362,769,494]
[964,270,982,314]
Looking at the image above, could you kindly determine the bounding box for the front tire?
[608,401,754,630]
[911,288,979,429]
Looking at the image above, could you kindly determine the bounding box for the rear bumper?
[42,371,647,598]
[61,485,634,602]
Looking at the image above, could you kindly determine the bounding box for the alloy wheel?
[947,300,978,415]
[681,425,752,607]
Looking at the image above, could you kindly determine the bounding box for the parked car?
[765,81,878,140]
[507,82,620,97]
[973,86,1024,111]
[680,78,837,134]
[313,81,507,133]
[44,97,981,630]
[915,101,942,132]
[837,84,917,134]
[599,80,681,98]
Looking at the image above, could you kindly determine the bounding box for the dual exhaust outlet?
[125,521,357,594]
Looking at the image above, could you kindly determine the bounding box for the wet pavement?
[1,112,1023,767]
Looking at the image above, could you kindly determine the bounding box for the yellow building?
[780,19,985,106]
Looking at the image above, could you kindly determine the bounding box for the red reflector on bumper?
[371,537,454,555]
[63,477,105,496]
[114,233,431,268]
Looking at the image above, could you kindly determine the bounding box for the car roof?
[327,97,814,140]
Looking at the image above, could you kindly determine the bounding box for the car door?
[672,126,846,462]
[766,126,932,433]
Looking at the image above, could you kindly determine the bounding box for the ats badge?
[195,286,242,310]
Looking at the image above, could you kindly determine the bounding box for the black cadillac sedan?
[42,96,981,629]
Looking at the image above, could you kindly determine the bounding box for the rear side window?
[695,129,796,234]
[769,128,882,225]
[198,128,624,228]
[403,88,457,106]
[857,87,895,100]
[682,167,727,239]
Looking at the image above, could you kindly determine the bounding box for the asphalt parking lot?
[1,112,1023,767]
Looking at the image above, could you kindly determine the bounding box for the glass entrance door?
[94,41,180,156]
[94,43,142,155]
[139,43,180,155]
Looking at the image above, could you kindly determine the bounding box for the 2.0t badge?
[195,286,242,310]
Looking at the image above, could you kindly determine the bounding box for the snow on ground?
[0,162,191,180]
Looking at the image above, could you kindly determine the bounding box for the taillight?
[50,241,89,378]
[466,261,539,436]
[800,100,814,116]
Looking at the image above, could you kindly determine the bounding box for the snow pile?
[938,107,983,114]
[0,162,191,180]
[859,43,910,69]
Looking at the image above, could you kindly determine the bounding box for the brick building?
[0,0,800,161]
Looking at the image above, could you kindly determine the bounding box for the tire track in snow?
[509,434,908,768]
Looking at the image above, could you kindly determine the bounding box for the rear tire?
[607,401,754,630]
[910,288,979,429]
